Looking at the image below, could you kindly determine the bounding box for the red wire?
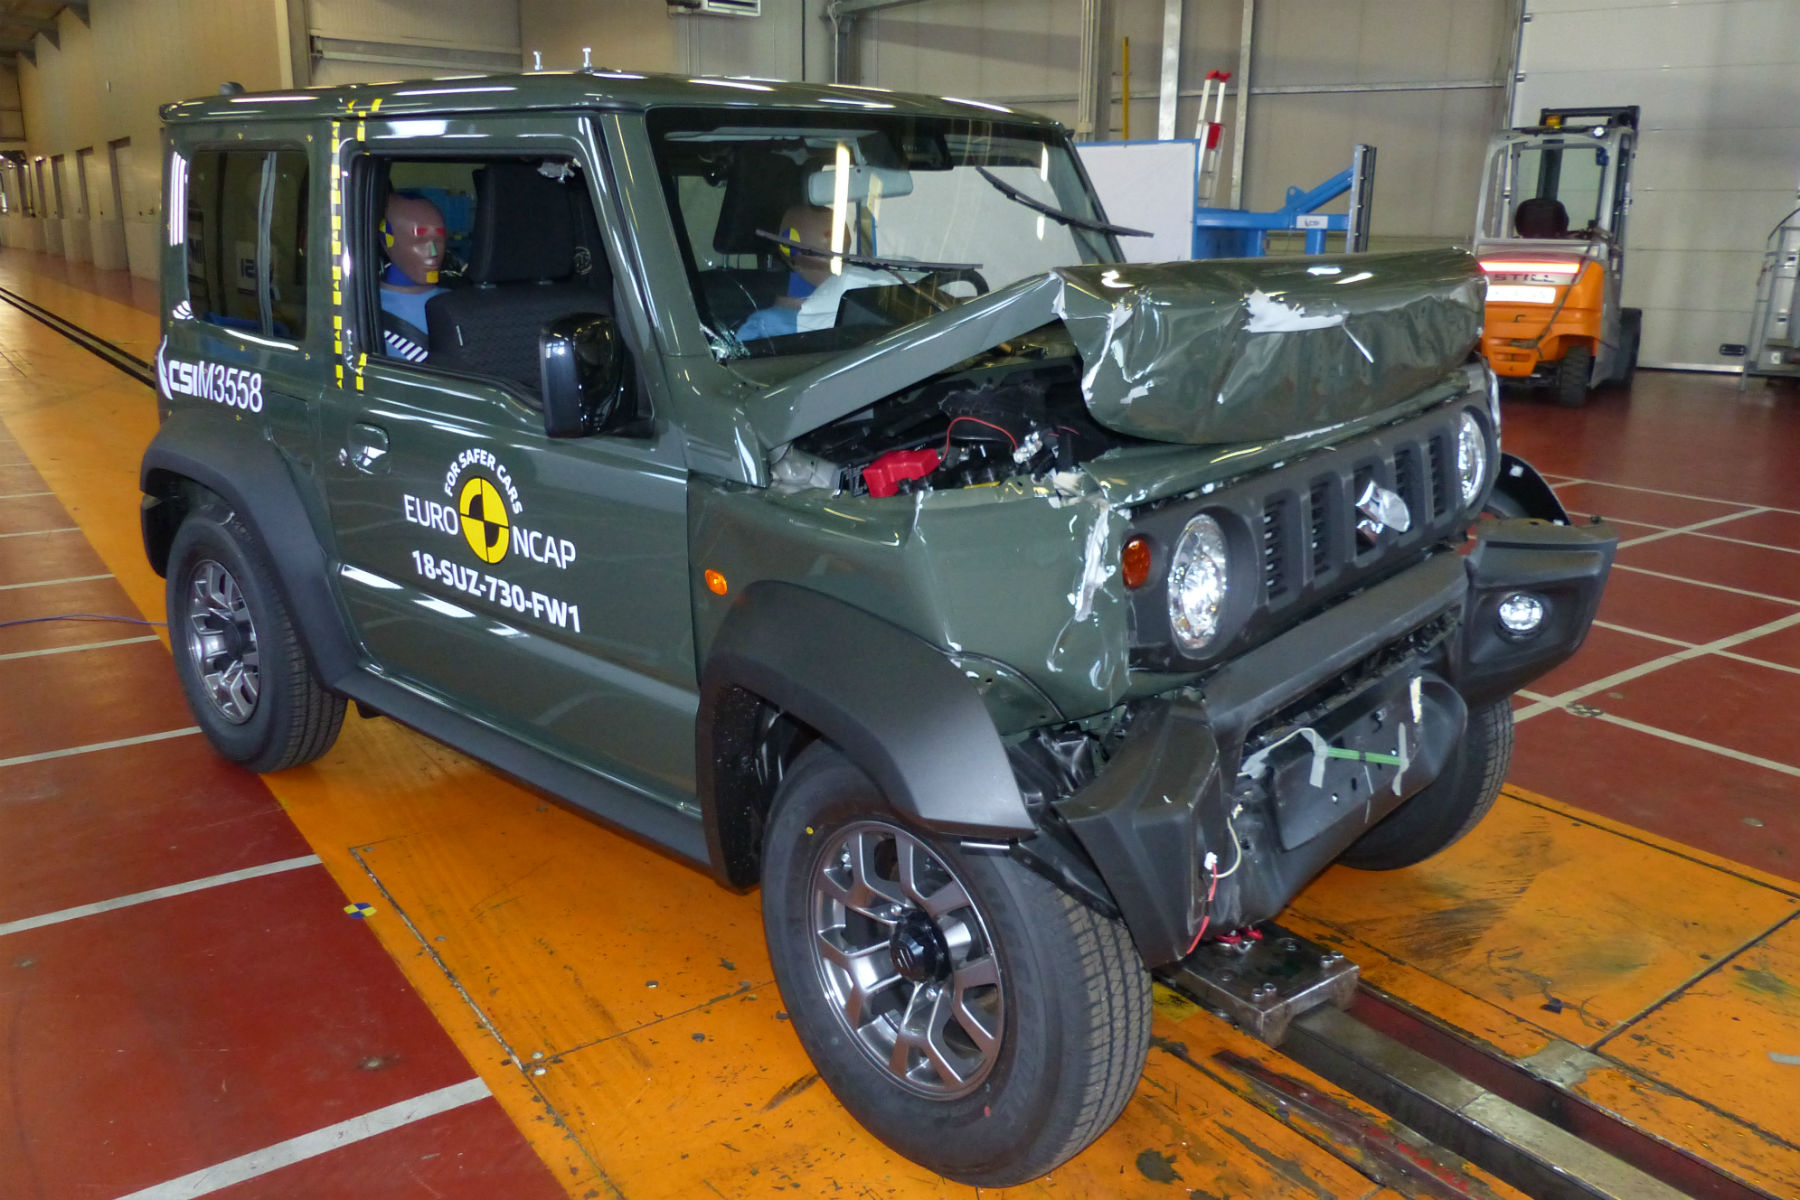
[942,415,1018,457]
[1185,865,1222,956]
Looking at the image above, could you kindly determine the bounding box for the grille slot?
[1308,479,1335,579]
[1427,434,1451,518]
[1394,444,1424,524]
[1263,496,1292,602]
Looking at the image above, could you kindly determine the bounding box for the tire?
[1339,700,1513,871]
[760,744,1150,1186]
[166,504,345,773]
[1553,344,1593,408]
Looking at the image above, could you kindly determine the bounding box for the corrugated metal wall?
[1514,0,1800,370]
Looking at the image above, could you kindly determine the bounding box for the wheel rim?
[808,820,1004,1099]
[182,558,261,725]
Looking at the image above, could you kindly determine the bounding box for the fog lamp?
[1497,592,1546,635]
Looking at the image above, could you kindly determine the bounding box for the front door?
[316,116,699,809]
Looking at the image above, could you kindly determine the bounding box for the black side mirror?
[540,313,629,438]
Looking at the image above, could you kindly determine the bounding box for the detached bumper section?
[1057,517,1616,968]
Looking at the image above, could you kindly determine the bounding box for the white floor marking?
[1590,712,1800,781]
[1590,620,1695,648]
[1513,611,1800,723]
[0,725,200,770]
[1615,508,1767,550]
[0,572,115,590]
[1552,475,1800,519]
[0,854,323,938]
[0,490,52,499]
[0,571,114,591]
[1611,563,1800,606]
[0,634,158,662]
[112,1077,492,1200]
[0,525,78,539]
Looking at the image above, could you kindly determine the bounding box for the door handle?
[343,423,390,474]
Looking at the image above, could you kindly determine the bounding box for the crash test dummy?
[379,192,447,360]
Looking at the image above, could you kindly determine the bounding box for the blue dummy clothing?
[379,264,445,336]
[735,272,816,341]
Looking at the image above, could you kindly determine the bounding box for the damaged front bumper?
[1051,516,1616,968]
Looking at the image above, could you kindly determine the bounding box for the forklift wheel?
[1554,345,1593,408]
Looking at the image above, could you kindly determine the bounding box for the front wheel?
[760,745,1150,1186]
[1339,700,1514,870]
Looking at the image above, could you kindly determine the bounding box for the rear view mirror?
[805,164,914,207]
[539,313,631,438]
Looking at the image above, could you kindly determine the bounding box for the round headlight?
[1456,411,1488,508]
[1169,514,1230,652]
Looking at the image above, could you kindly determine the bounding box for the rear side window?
[185,148,309,340]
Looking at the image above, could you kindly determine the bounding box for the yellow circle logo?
[458,477,511,564]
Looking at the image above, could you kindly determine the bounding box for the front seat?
[1514,197,1571,239]
[426,163,608,397]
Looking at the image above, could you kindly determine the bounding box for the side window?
[363,155,614,400]
[184,148,309,340]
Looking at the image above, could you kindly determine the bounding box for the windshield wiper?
[974,167,1151,238]
[753,230,982,274]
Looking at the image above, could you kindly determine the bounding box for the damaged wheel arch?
[697,580,1033,889]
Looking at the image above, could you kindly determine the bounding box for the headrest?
[468,163,579,284]
[712,152,806,256]
[1514,197,1570,239]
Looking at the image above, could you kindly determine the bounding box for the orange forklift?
[1473,105,1640,407]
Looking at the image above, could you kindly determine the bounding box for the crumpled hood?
[744,248,1483,451]
[1052,249,1484,444]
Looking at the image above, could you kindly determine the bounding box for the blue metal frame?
[1193,166,1355,259]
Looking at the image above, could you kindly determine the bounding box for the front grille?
[1126,398,1487,670]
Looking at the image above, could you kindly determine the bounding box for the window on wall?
[185,149,310,340]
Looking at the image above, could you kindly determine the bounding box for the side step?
[1155,922,1359,1044]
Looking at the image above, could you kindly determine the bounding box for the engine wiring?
[1185,802,1248,956]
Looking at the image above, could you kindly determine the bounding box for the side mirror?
[539,313,629,438]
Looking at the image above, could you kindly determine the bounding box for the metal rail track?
[0,283,157,388]
[1160,925,1777,1200]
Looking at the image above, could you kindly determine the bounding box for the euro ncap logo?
[458,476,511,564]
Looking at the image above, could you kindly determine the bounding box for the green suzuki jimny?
[140,72,1614,1185]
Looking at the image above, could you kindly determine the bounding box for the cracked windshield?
[648,105,1120,359]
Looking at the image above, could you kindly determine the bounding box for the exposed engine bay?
[777,336,1136,497]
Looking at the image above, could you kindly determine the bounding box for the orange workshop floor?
[2,245,1798,1199]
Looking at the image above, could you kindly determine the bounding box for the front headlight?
[1169,513,1229,651]
[1456,412,1488,508]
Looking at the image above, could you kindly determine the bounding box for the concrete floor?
[2,246,1797,1198]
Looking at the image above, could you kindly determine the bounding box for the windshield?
[647,106,1118,360]
[1481,138,1610,241]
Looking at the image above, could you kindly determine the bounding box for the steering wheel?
[913,268,990,298]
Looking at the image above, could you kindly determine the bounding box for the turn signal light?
[704,569,728,595]
[1121,535,1153,590]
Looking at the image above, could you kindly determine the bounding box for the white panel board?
[1514,0,1800,370]
[1075,140,1199,264]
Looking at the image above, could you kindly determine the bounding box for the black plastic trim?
[1492,453,1570,523]
[140,411,360,686]
[697,580,1032,888]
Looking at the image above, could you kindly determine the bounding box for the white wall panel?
[1514,0,1800,369]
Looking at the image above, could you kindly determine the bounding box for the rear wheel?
[1339,700,1513,870]
[166,505,345,773]
[1553,344,1593,408]
[760,745,1150,1186]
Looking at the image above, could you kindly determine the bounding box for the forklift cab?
[1473,106,1640,406]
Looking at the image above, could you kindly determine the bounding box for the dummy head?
[778,203,847,288]
[383,192,446,288]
